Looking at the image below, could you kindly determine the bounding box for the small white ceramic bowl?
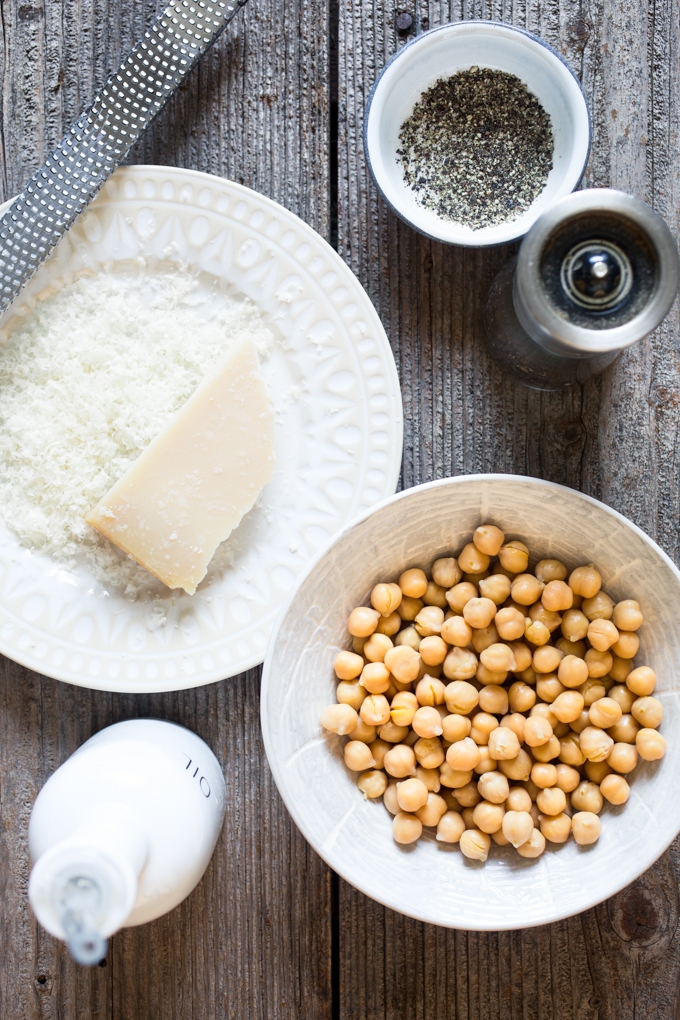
[262,475,680,930]
[364,21,591,247]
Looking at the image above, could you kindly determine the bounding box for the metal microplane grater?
[0,0,250,316]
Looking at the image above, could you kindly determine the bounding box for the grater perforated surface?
[0,0,249,315]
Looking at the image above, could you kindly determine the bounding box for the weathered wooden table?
[1,0,679,1016]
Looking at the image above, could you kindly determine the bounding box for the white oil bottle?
[28,718,226,964]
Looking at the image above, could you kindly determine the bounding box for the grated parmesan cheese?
[0,267,273,597]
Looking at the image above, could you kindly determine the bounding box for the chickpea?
[510,641,535,672]
[479,574,512,605]
[506,786,533,812]
[555,763,581,793]
[421,582,447,610]
[390,691,418,727]
[510,574,544,606]
[488,726,521,761]
[415,676,446,707]
[383,780,400,814]
[559,733,586,767]
[392,811,423,844]
[440,616,472,648]
[359,661,391,694]
[578,679,606,708]
[446,582,478,613]
[608,715,640,744]
[384,645,421,683]
[498,810,532,848]
[553,721,571,738]
[461,807,476,829]
[472,524,504,556]
[587,619,619,652]
[471,624,500,654]
[370,582,401,617]
[555,637,587,658]
[363,633,394,664]
[581,590,614,621]
[458,541,491,575]
[500,713,526,743]
[474,747,497,775]
[631,696,663,728]
[398,595,424,621]
[569,564,602,599]
[524,715,553,747]
[414,736,445,769]
[588,697,623,729]
[551,690,585,724]
[472,801,505,834]
[440,763,474,789]
[584,760,611,784]
[613,599,644,632]
[378,721,409,744]
[636,728,667,761]
[334,650,364,680]
[360,691,391,725]
[608,684,636,713]
[470,712,499,744]
[442,682,477,718]
[498,749,533,782]
[600,774,631,805]
[571,781,603,814]
[459,828,491,861]
[528,602,563,633]
[357,770,388,799]
[626,666,657,697]
[477,643,514,674]
[320,703,358,735]
[585,649,613,678]
[533,646,564,675]
[337,679,367,711]
[542,580,573,612]
[498,541,529,574]
[441,714,471,743]
[410,791,445,827]
[531,702,558,725]
[453,780,481,807]
[415,765,442,792]
[533,559,567,584]
[492,829,511,846]
[578,726,613,762]
[396,777,429,813]
[572,811,602,845]
[561,608,590,642]
[610,635,639,667]
[536,787,567,816]
[532,736,561,763]
[431,557,462,589]
[608,742,639,774]
[476,664,508,686]
[347,719,377,743]
[516,828,546,858]
[412,706,443,739]
[384,743,417,777]
[348,606,380,638]
[433,810,464,843]
[370,739,391,769]
[443,648,479,683]
[446,737,480,771]
[539,812,572,843]
[477,771,509,804]
[398,568,428,599]
[414,605,445,637]
[344,741,376,771]
[376,611,402,636]
[509,681,536,713]
[394,629,419,655]
[479,685,509,716]
[611,652,632,685]
[534,675,563,705]
[531,762,557,789]
[525,620,551,646]
[461,597,496,630]
[492,607,523,641]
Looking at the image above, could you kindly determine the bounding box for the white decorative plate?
[0,166,402,692]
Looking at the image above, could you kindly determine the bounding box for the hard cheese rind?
[85,336,275,594]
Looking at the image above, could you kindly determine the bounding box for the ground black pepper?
[396,67,554,230]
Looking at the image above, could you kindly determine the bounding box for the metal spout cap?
[514,188,679,358]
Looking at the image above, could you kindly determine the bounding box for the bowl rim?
[261,473,680,930]
[363,20,593,248]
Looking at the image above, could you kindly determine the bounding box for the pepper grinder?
[483,189,679,389]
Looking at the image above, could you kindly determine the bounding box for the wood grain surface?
[0,0,680,1016]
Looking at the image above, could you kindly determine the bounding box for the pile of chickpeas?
[320,524,666,861]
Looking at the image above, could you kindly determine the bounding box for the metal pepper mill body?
[483,189,680,389]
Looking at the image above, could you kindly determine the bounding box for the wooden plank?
[0,0,332,1017]
[336,0,680,1016]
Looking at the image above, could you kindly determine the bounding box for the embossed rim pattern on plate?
[0,166,403,693]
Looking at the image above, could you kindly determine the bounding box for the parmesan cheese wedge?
[85,335,275,594]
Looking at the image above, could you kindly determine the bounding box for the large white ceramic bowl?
[364,21,591,247]
[261,475,680,930]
